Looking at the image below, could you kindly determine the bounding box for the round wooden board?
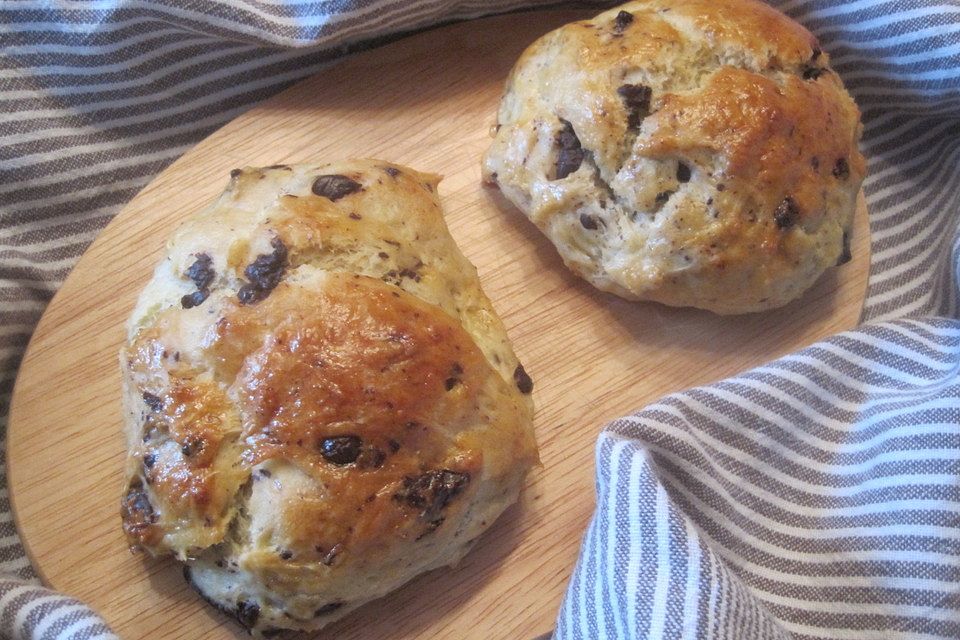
[8,10,870,640]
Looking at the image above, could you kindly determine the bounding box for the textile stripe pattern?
[558,319,960,639]
[2,0,960,639]
[0,576,118,640]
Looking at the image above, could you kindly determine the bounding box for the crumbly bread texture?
[120,160,537,635]
[483,0,866,314]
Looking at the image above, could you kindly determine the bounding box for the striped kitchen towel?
[1,0,959,639]
[0,577,118,640]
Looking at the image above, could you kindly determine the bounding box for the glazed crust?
[483,0,866,314]
[120,161,537,635]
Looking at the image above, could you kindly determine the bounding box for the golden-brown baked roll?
[483,0,866,314]
[120,160,537,635]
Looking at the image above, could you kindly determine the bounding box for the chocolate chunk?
[229,168,242,179]
[143,453,156,469]
[142,392,164,412]
[617,84,652,131]
[774,196,800,229]
[236,600,260,630]
[315,602,344,617]
[186,254,214,291]
[320,435,363,464]
[655,191,674,206]
[833,157,850,180]
[580,213,600,230]
[837,230,852,265]
[238,237,287,305]
[555,119,584,180]
[613,10,634,31]
[181,437,204,457]
[312,174,363,201]
[278,549,293,560]
[181,253,215,309]
[181,290,207,309]
[803,66,826,80]
[393,469,470,525]
[388,439,401,453]
[121,484,157,539]
[444,377,460,391]
[677,162,691,183]
[384,166,400,178]
[513,364,533,394]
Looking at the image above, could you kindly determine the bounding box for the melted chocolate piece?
[236,600,260,630]
[774,196,800,229]
[613,10,634,32]
[142,392,164,412]
[312,174,363,201]
[238,237,287,305]
[319,435,363,465]
[393,469,470,525]
[514,364,533,394]
[580,213,600,230]
[833,157,850,180]
[181,253,215,309]
[555,119,584,179]
[617,84,653,131]
[837,230,852,265]
[677,162,692,183]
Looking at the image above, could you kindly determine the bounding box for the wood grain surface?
[8,10,871,640]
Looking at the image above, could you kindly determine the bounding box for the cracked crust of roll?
[483,0,866,314]
[119,160,537,636]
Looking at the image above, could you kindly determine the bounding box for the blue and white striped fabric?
[558,319,960,639]
[2,0,960,639]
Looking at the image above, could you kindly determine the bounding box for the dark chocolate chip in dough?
[836,230,852,265]
[312,174,363,201]
[833,157,850,180]
[613,10,634,32]
[238,237,287,305]
[319,435,363,465]
[617,84,653,131]
[774,196,800,229]
[142,391,164,412]
[514,363,533,394]
[677,162,692,183]
[555,119,584,180]
[236,601,260,630]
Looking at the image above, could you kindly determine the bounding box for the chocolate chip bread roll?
[483,0,866,314]
[120,160,538,635]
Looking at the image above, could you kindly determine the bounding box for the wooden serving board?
[8,10,870,640]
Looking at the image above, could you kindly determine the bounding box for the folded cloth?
[557,319,960,639]
[2,0,959,639]
[0,576,118,640]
